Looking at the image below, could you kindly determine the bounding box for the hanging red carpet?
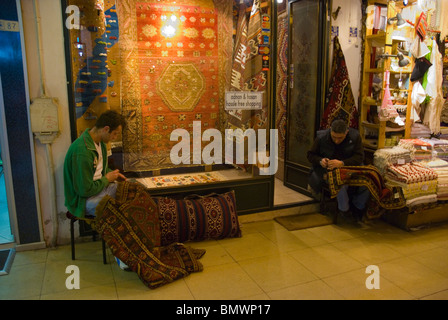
[320,36,358,129]
[118,0,233,171]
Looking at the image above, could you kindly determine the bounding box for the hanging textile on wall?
[320,36,358,130]
[118,0,233,172]
[276,10,288,160]
[227,0,268,130]
[422,39,444,135]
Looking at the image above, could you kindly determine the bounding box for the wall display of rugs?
[66,0,274,174]
[118,0,234,171]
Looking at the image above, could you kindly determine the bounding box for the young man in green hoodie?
[64,110,126,218]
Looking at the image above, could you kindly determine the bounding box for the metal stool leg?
[67,211,107,264]
[70,217,76,260]
[102,239,107,264]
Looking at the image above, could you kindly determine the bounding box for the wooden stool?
[66,212,107,264]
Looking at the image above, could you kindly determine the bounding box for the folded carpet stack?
[373,146,413,175]
[419,138,448,161]
[420,159,448,201]
[385,162,438,207]
[410,122,432,139]
[398,139,433,161]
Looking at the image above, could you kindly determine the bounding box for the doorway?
[273,0,330,206]
[282,0,330,197]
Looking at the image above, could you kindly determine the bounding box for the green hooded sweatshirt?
[63,129,112,218]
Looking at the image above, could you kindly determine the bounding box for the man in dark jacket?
[307,119,370,221]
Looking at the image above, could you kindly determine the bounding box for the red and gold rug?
[118,0,233,171]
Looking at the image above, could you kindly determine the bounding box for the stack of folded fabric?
[373,146,413,175]
[398,139,433,162]
[440,126,448,140]
[410,122,432,138]
[420,158,448,201]
[385,162,438,207]
[419,138,448,161]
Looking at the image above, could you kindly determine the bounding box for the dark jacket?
[307,127,364,180]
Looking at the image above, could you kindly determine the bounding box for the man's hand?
[327,159,344,170]
[106,169,127,182]
[320,158,329,168]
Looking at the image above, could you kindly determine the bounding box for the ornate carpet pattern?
[118,0,233,171]
[155,190,241,246]
[95,181,205,289]
[327,166,406,217]
[275,10,288,159]
[228,0,267,130]
[320,36,358,129]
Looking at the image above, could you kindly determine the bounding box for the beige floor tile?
[237,293,271,300]
[240,220,284,235]
[267,279,344,300]
[40,284,118,300]
[260,227,312,252]
[409,226,448,248]
[116,278,194,300]
[187,241,235,267]
[409,247,448,277]
[12,249,48,266]
[306,225,360,243]
[4,217,448,300]
[218,233,280,262]
[384,235,442,256]
[323,268,413,300]
[41,259,115,296]
[289,244,364,279]
[47,241,108,264]
[0,262,45,300]
[238,253,318,292]
[290,229,329,247]
[331,237,404,266]
[380,257,448,298]
[184,262,263,300]
[420,289,448,300]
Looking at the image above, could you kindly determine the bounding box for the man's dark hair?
[94,110,126,131]
[331,119,348,134]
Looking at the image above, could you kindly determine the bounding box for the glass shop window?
[64,0,274,187]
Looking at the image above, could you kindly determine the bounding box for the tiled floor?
[2,214,448,300]
[274,178,312,206]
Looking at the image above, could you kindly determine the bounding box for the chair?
[66,212,107,264]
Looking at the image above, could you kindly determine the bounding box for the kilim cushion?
[154,191,242,246]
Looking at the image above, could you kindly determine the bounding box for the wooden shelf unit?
[360,0,416,150]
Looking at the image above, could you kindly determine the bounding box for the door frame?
[0,74,18,249]
[283,0,331,196]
